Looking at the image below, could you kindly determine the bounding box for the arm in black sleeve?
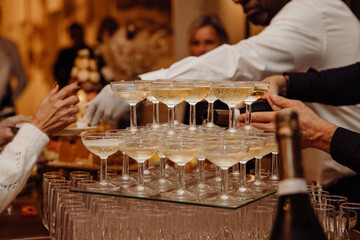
[285,62,360,106]
[330,127,360,174]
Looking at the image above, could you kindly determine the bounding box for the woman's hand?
[31,82,81,136]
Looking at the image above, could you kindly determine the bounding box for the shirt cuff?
[15,123,49,156]
[330,127,360,173]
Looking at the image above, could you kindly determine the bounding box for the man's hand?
[31,82,81,136]
[83,84,129,126]
[239,94,337,152]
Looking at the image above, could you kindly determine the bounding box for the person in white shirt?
[0,82,80,214]
[84,0,360,186]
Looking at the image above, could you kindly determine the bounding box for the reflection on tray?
[71,186,276,209]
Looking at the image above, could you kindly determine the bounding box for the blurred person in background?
[84,0,360,187]
[183,14,229,126]
[53,23,93,88]
[0,36,28,120]
[95,17,120,84]
[0,82,80,213]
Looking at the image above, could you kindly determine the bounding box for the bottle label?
[277,178,308,196]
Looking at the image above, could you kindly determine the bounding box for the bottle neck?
[277,178,308,196]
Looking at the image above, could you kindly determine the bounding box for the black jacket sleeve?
[330,127,360,174]
[285,62,360,106]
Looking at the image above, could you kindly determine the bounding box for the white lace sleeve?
[0,123,49,213]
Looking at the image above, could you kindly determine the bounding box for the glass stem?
[129,104,137,130]
[152,102,160,127]
[239,163,247,188]
[160,157,166,179]
[215,166,220,178]
[221,168,229,195]
[198,158,205,184]
[255,157,262,182]
[229,106,236,131]
[207,102,214,125]
[122,153,129,177]
[168,106,175,131]
[138,162,144,186]
[271,152,279,177]
[232,163,240,175]
[246,103,252,126]
[189,104,196,130]
[178,165,185,190]
[100,157,108,183]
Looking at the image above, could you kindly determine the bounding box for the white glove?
[83,84,129,126]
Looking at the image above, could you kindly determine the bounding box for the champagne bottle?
[270,110,326,240]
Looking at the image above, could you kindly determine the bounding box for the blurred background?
[0,0,265,117]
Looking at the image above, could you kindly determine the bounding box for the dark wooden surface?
[0,190,50,240]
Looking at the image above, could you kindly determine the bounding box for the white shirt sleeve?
[0,123,49,213]
[140,1,324,81]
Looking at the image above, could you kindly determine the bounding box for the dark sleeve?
[330,127,360,173]
[285,62,360,106]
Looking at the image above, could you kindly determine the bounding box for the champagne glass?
[144,80,161,129]
[204,140,249,206]
[111,80,150,131]
[248,132,274,191]
[183,80,210,130]
[162,136,200,201]
[122,134,159,197]
[212,81,254,132]
[81,132,120,191]
[106,130,137,188]
[231,137,265,198]
[150,80,193,134]
[264,134,280,186]
[243,81,270,133]
[205,81,218,128]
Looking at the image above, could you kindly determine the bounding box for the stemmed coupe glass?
[231,137,265,198]
[122,134,159,197]
[204,139,249,206]
[183,80,210,130]
[150,80,193,134]
[212,81,254,132]
[105,130,136,188]
[162,136,200,201]
[81,133,120,191]
[111,80,150,131]
[242,81,270,133]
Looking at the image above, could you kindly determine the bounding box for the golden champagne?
[212,86,254,107]
[84,139,119,158]
[124,146,157,163]
[113,90,148,105]
[164,148,198,165]
[151,88,191,106]
[186,86,210,104]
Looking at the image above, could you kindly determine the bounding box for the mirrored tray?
[71,187,276,209]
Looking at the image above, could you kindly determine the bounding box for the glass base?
[110,175,137,188]
[204,193,241,207]
[163,188,198,201]
[231,186,257,198]
[240,125,263,134]
[207,176,222,187]
[122,184,160,197]
[189,183,218,196]
[149,178,177,191]
[248,180,271,192]
[264,175,279,187]
[86,180,120,192]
